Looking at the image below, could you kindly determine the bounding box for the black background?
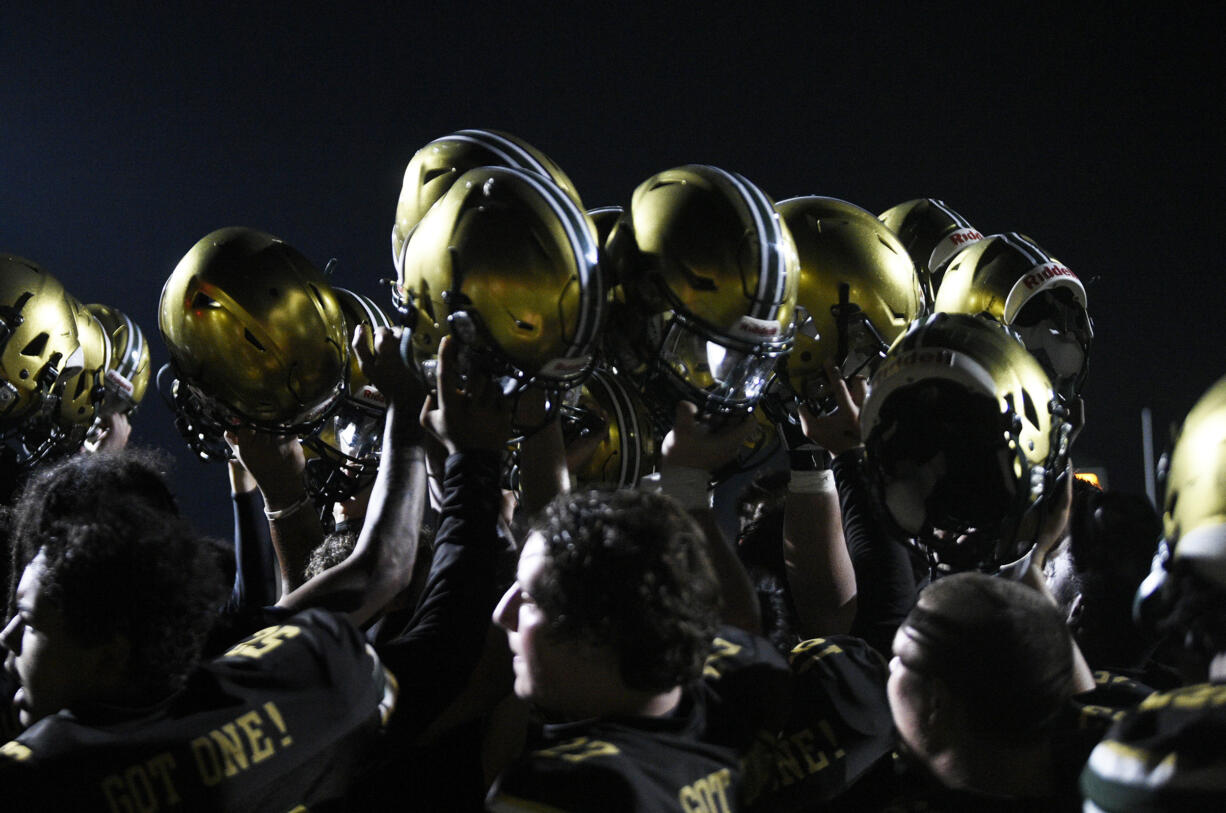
[4,5,1222,539]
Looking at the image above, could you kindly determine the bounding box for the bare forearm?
[691,508,762,634]
[517,419,570,517]
[784,487,857,637]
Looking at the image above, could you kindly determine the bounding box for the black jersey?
[824,670,1156,813]
[1080,681,1226,811]
[742,635,894,811]
[487,626,791,812]
[0,608,393,811]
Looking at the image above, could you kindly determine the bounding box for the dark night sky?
[3,5,1223,539]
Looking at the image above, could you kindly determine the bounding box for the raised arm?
[795,362,917,655]
[374,334,514,742]
[782,399,857,638]
[659,401,762,634]
[277,325,428,626]
[225,428,320,595]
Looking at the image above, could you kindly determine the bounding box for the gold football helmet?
[878,199,983,308]
[54,296,111,448]
[606,165,799,419]
[563,367,659,488]
[391,128,585,276]
[934,232,1093,400]
[158,228,349,460]
[1,254,84,466]
[304,287,396,503]
[396,165,603,401]
[860,313,1073,574]
[84,303,151,416]
[1160,375,1226,590]
[777,196,924,413]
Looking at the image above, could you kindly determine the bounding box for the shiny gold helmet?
[878,199,983,309]
[606,165,799,419]
[158,227,349,460]
[777,196,924,413]
[304,287,396,503]
[391,128,585,276]
[1,254,84,467]
[84,303,152,417]
[53,296,111,449]
[397,165,603,401]
[934,232,1093,401]
[563,366,659,488]
[1160,375,1226,590]
[860,313,1073,574]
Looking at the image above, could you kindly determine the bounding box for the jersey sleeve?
[1080,683,1226,811]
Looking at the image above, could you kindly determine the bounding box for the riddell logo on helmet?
[729,316,781,343]
[356,386,386,407]
[948,229,984,246]
[105,369,134,395]
[876,348,956,381]
[1022,264,1076,290]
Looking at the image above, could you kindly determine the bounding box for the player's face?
[493,533,599,716]
[1,551,111,728]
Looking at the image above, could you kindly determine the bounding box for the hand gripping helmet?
[605,165,799,420]
[562,366,659,488]
[860,313,1073,575]
[303,287,395,503]
[391,128,585,277]
[776,196,924,413]
[878,199,984,309]
[934,233,1093,401]
[0,254,84,466]
[53,296,111,449]
[397,165,603,402]
[158,228,349,460]
[83,303,151,417]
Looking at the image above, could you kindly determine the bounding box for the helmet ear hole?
[191,292,219,310]
[1022,389,1040,430]
[22,333,48,358]
[243,330,266,352]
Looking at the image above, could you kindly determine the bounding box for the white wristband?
[654,465,711,511]
[264,494,312,521]
[788,469,836,495]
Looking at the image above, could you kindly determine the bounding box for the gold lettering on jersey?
[678,768,733,813]
[744,719,847,792]
[533,736,620,763]
[191,702,292,787]
[1078,704,1125,725]
[703,637,743,678]
[790,639,844,676]
[100,753,181,813]
[0,740,32,761]
[224,624,302,659]
[1139,684,1226,712]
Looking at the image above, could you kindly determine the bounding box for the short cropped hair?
[898,572,1074,742]
[530,489,722,692]
[9,450,228,696]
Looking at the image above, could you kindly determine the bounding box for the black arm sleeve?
[374,450,504,743]
[832,449,918,656]
[225,489,278,612]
